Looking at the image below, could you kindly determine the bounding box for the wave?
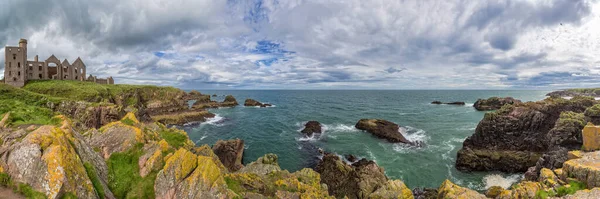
[203,114,225,126]
[483,174,522,189]
[322,124,359,133]
[200,135,208,140]
[465,103,474,107]
[296,134,318,142]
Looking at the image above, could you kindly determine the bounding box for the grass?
[0,172,47,199]
[121,117,135,126]
[0,84,63,126]
[536,180,587,199]
[84,162,105,199]
[158,128,189,149]
[106,143,156,199]
[23,80,183,104]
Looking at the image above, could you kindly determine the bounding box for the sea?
[180,90,550,190]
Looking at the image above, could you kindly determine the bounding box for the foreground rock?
[457,97,597,172]
[244,98,272,107]
[473,97,522,111]
[561,150,600,188]
[355,119,412,144]
[301,121,322,137]
[437,180,486,199]
[315,153,412,199]
[431,101,465,105]
[212,139,245,172]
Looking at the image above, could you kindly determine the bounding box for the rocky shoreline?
[1,81,600,198]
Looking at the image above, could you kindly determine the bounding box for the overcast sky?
[1,0,599,89]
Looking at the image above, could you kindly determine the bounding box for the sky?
[1,0,600,90]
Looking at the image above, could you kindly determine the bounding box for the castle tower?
[3,39,28,87]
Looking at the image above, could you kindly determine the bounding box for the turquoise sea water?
[182,90,549,190]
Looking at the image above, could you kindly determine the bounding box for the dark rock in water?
[431,101,465,105]
[355,119,413,144]
[412,187,437,199]
[446,101,466,105]
[212,139,245,172]
[456,96,596,172]
[473,97,521,111]
[316,153,388,198]
[212,94,217,97]
[431,101,443,105]
[244,98,272,107]
[345,154,357,163]
[301,121,322,137]
[221,95,239,107]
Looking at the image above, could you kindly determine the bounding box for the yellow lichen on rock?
[158,139,169,151]
[496,181,542,199]
[369,180,414,199]
[582,122,600,151]
[562,150,600,188]
[122,112,140,124]
[539,168,562,188]
[437,179,487,199]
[164,148,198,181]
[568,151,584,160]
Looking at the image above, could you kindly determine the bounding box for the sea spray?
[483,174,522,189]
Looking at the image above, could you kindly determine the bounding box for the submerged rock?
[301,121,322,137]
[355,119,412,144]
[473,97,521,111]
[212,139,244,172]
[431,101,465,105]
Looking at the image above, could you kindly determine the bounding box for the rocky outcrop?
[495,181,543,199]
[222,95,239,107]
[547,89,600,98]
[355,119,412,144]
[88,113,144,159]
[412,188,437,199]
[473,97,522,111]
[457,97,597,172]
[55,101,122,129]
[212,139,244,172]
[315,153,412,199]
[237,153,281,175]
[582,122,600,151]
[1,116,113,199]
[561,151,600,188]
[191,95,238,109]
[437,179,486,199]
[431,101,465,105]
[244,99,272,107]
[150,109,215,125]
[557,188,600,199]
[301,121,322,137]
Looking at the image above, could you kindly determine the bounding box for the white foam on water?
[296,134,317,142]
[483,174,522,189]
[322,123,360,133]
[200,135,208,140]
[203,114,225,126]
[465,103,474,106]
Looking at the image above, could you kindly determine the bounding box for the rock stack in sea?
[244,98,272,107]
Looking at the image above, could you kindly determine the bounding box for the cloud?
[0,0,599,89]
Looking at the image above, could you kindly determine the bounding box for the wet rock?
[244,99,271,107]
[473,97,521,111]
[524,147,568,181]
[301,121,322,137]
[437,179,486,199]
[355,119,412,144]
[345,154,358,163]
[431,101,465,105]
[212,139,245,172]
[412,187,437,199]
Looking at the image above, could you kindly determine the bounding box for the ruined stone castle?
[3,39,114,87]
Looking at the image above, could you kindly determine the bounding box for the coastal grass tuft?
[535,180,587,198]
[158,128,189,149]
[121,117,135,126]
[84,162,105,199]
[107,143,156,199]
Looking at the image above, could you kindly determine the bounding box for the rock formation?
[473,97,522,111]
[437,180,486,199]
[244,99,272,107]
[355,119,412,144]
[431,101,465,105]
[457,97,597,172]
[301,121,322,137]
[211,139,245,172]
[315,153,412,199]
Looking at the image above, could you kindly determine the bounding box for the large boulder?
[237,153,281,175]
[473,97,522,111]
[355,119,412,144]
[212,139,244,172]
[456,97,596,172]
[315,153,404,199]
[88,113,145,159]
[582,122,600,151]
[561,151,600,188]
[437,179,486,199]
[1,117,112,199]
[301,121,322,137]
